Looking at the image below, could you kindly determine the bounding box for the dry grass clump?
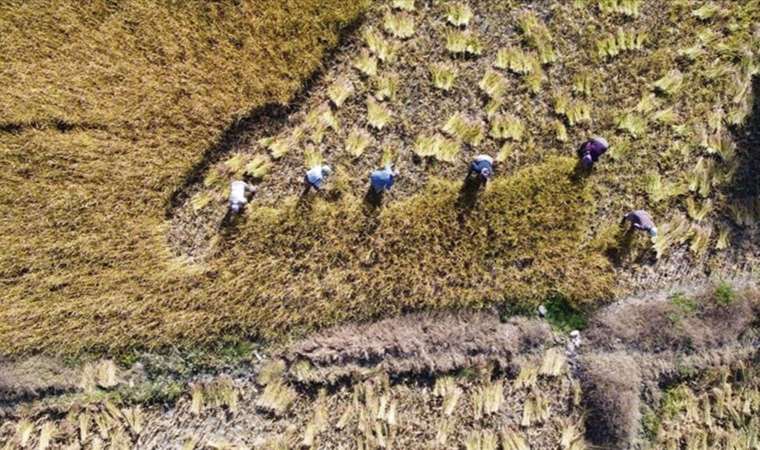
[281,311,553,383]
[577,352,642,448]
[584,286,758,354]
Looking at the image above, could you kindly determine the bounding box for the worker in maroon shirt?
[622,210,658,237]
[577,136,609,169]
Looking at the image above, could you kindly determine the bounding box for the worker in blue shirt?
[303,164,332,192]
[467,154,494,185]
[370,165,398,193]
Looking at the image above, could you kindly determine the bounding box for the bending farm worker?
[228,180,256,214]
[370,165,398,193]
[467,154,494,183]
[304,164,332,192]
[622,210,658,237]
[577,136,609,169]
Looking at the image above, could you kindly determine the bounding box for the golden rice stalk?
[617,113,647,137]
[328,78,355,108]
[653,107,678,124]
[485,98,503,118]
[465,430,498,450]
[653,214,692,259]
[554,120,568,142]
[644,172,686,203]
[686,198,713,222]
[97,360,118,389]
[715,225,730,250]
[381,145,396,168]
[599,0,642,17]
[495,47,535,74]
[559,419,586,450]
[38,421,55,450]
[434,419,453,447]
[259,131,297,160]
[539,347,567,377]
[367,97,393,130]
[17,419,34,447]
[353,50,378,77]
[392,0,415,12]
[430,63,458,91]
[727,198,760,228]
[472,380,504,419]
[518,12,554,52]
[566,101,592,126]
[337,404,354,429]
[521,392,550,426]
[596,30,646,59]
[515,364,538,389]
[122,406,144,435]
[687,157,714,198]
[693,3,720,20]
[490,114,525,141]
[479,69,507,99]
[497,142,513,163]
[434,376,463,416]
[442,112,484,146]
[446,2,473,27]
[501,427,530,450]
[255,380,297,416]
[79,412,91,443]
[383,12,415,39]
[689,225,712,256]
[653,70,684,96]
[258,359,286,386]
[414,134,460,162]
[345,128,374,157]
[373,73,400,101]
[190,192,212,212]
[524,62,546,93]
[304,146,323,169]
[446,30,483,56]
[364,27,397,63]
[572,73,593,97]
[635,93,660,114]
[190,383,204,415]
[244,154,271,179]
[224,154,246,176]
[80,363,97,393]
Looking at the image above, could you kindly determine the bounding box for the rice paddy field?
[1,0,760,448]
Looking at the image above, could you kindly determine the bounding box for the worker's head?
[480,167,492,180]
[229,202,242,214]
[321,165,332,176]
[591,136,609,150]
[581,153,594,169]
[648,227,658,238]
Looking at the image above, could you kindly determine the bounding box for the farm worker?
[622,210,658,237]
[467,154,494,183]
[370,165,398,193]
[304,164,332,192]
[577,136,609,169]
[229,180,256,214]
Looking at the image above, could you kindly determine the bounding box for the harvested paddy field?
[1,0,759,448]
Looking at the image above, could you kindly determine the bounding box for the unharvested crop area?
[1,0,758,362]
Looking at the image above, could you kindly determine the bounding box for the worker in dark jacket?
[622,210,658,237]
[467,154,494,184]
[578,136,609,169]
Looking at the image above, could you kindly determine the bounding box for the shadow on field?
[165,17,365,219]
[729,76,760,200]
